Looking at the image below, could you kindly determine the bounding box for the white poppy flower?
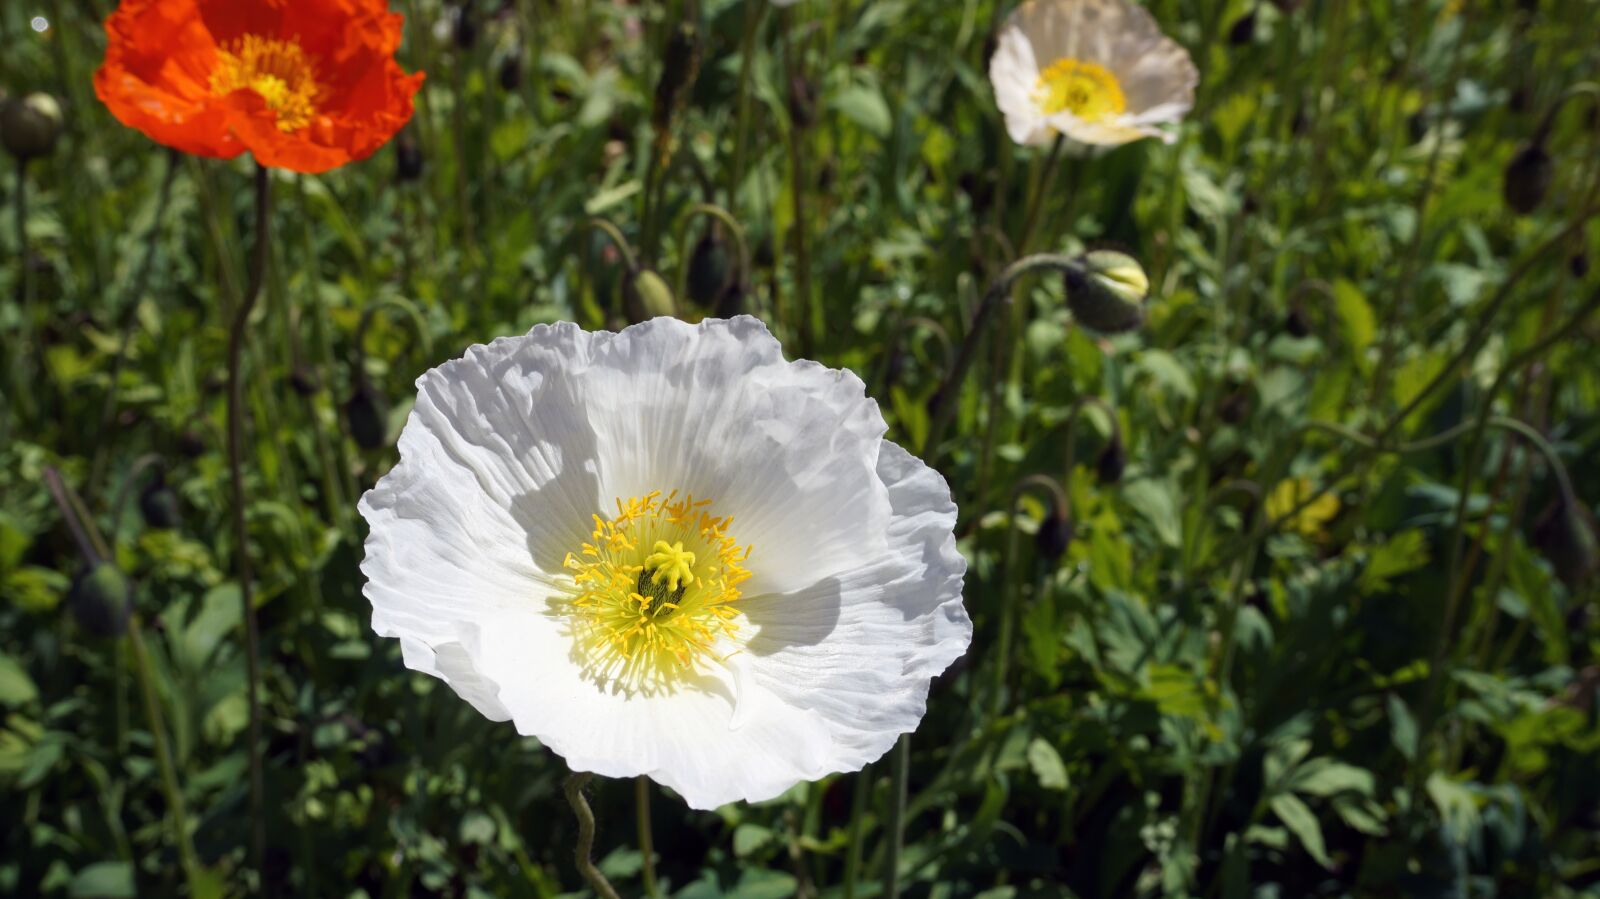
[360,316,971,810]
[990,0,1198,147]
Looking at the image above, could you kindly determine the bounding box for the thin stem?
[993,475,1069,715]
[88,150,181,496]
[729,1,765,203]
[1200,214,1600,581]
[15,156,30,310]
[581,218,640,272]
[226,164,272,876]
[42,468,103,565]
[11,155,39,423]
[635,776,659,898]
[924,253,1085,459]
[563,772,622,899]
[128,619,206,891]
[782,10,815,353]
[1015,136,1065,254]
[1368,0,1472,406]
[673,203,751,304]
[881,735,909,899]
[842,764,871,899]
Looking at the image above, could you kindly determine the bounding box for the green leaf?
[1426,772,1482,843]
[68,862,134,899]
[728,868,798,899]
[1269,793,1332,869]
[1026,738,1070,791]
[1289,759,1375,798]
[831,83,892,138]
[1332,796,1389,836]
[0,510,30,573]
[1359,529,1431,593]
[1122,478,1183,549]
[0,652,38,708]
[1331,279,1375,369]
[1387,694,1418,762]
[183,584,243,668]
[733,823,774,857]
[459,810,496,845]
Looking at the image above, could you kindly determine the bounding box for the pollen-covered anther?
[1035,58,1126,121]
[561,491,752,691]
[210,34,323,132]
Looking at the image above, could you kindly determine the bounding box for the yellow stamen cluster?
[210,35,323,133]
[562,491,752,692]
[1035,58,1127,122]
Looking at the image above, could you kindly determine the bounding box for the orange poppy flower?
[94,0,424,174]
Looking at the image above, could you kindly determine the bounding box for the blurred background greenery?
[3,0,1600,896]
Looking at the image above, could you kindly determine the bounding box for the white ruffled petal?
[736,441,972,772]
[991,0,1196,147]
[362,318,971,809]
[991,20,1055,147]
[572,316,894,596]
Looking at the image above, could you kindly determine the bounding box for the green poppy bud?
[687,231,732,308]
[1096,433,1126,484]
[69,563,133,638]
[625,268,677,323]
[1065,250,1148,334]
[1,92,64,161]
[1035,513,1075,561]
[345,383,389,450]
[139,475,182,530]
[395,133,424,182]
[1503,141,1552,215]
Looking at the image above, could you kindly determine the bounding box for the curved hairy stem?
[563,772,622,899]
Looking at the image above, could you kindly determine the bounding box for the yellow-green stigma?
[562,492,751,691]
[1035,57,1127,122]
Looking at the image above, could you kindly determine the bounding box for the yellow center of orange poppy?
[561,491,752,692]
[1036,58,1126,122]
[210,35,322,133]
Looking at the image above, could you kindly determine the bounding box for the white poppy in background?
[990,0,1198,147]
[360,317,971,809]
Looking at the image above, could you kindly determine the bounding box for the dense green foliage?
[3,0,1600,896]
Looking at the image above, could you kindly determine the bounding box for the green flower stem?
[1367,0,1472,408]
[1421,295,1600,749]
[44,468,205,892]
[1198,209,1600,584]
[993,475,1069,716]
[924,254,1085,460]
[635,776,659,898]
[128,618,206,891]
[1014,136,1064,256]
[729,1,765,203]
[226,164,272,876]
[11,155,38,424]
[782,9,816,354]
[673,203,751,303]
[881,735,909,899]
[563,772,622,899]
[581,217,640,273]
[296,178,361,534]
[88,151,180,497]
[842,763,871,899]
